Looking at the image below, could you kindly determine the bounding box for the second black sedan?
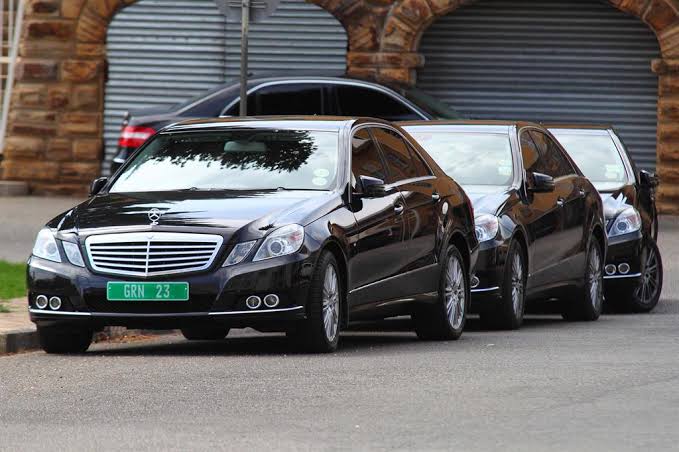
[401,121,607,329]
[28,117,477,353]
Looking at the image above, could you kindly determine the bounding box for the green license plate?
[107,282,189,301]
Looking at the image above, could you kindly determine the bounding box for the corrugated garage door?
[417,0,660,170]
[103,0,347,175]
[103,0,227,176]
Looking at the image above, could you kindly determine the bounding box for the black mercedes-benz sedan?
[549,125,663,312]
[400,121,607,329]
[28,117,478,353]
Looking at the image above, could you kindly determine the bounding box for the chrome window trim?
[85,232,224,278]
[218,79,429,119]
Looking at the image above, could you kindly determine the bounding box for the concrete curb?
[0,327,39,354]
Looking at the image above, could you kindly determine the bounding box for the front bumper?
[603,230,643,283]
[470,239,507,306]
[27,251,315,330]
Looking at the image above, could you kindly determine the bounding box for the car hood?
[51,190,341,242]
[463,185,511,216]
[600,185,636,220]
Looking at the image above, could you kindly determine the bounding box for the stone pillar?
[653,59,679,214]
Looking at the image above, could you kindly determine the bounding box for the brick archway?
[370,0,679,213]
[0,0,358,195]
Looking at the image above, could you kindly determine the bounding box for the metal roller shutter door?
[103,0,227,176]
[103,0,348,175]
[417,0,660,170]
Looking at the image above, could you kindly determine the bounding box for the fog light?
[471,276,480,289]
[48,296,62,311]
[245,295,261,310]
[263,294,280,308]
[35,295,48,309]
[618,263,630,275]
[605,264,617,276]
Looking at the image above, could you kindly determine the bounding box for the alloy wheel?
[444,254,466,330]
[636,245,660,305]
[588,244,603,311]
[511,252,524,316]
[322,264,340,342]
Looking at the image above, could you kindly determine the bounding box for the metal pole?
[239,0,249,117]
[0,0,23,153]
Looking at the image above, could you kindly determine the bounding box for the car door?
[347,127,410,308]
[519,130,565,289]
[530,130,586,274]
[222,82,329,116]
[331,84,423,121]
[371,126,438,271]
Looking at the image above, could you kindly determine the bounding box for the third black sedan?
[549,125,663,312]
[401,121,607,329]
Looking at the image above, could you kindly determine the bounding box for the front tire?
[38,326,93,354]
[413,244,468,340]
[608,240,663,313]
[480,240,526,330]
[181,325,230,341]
[562,238,604,321]
[288,251,341,353]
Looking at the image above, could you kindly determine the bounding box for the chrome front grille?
[85,232,224,277]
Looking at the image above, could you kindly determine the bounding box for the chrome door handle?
[556,198,565,207]
[394,204,404,215]
[432,192,441,202]
[578,189,586,198]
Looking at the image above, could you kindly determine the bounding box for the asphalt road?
[0,218,678,451]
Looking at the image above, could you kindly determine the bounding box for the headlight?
[475,214,499,243]
[32,228,61,263]
[609,207,641,237]
[253,224,305,261]
[223,240,256,266]
[62,241,85,267]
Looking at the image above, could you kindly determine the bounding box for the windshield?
[550,130,627,191]
[407,130,513,186]
[403,89,460,119]
[110,129,339,193]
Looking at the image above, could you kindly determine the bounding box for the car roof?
[398,119,540,133]
[161,116,393,133]
[543,123,613,131]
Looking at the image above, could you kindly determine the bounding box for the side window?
[407,144,432,178]
[520,132,545,174]
[224,83,324,116]
[351,128,387,191]
[336,85,420,121]
[529,131,575,178]
[371,128,418,183]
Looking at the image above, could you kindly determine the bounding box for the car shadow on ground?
[87,316,569,357]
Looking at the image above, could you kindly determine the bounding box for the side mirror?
[527,172,555,193]
[358,175,389,198]
[90,177,108,196]
[639,170,659,188]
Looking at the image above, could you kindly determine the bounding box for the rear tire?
[562,238,604,321]
[413,244,468,340]
[288,251,341,353]
[480,240,526,330]
[181,326,230,341]
[608,240,662,313]
[38,326,93,354]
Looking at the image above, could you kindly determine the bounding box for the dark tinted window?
[336,85,420,121]
[371,128,417,183]
[529,131,575,178]
[407,145,432,177]
[351,128,387,190]
[225,83,324,116]
[520,132,545,175]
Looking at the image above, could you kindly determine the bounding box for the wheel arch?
[448,231,470,275]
